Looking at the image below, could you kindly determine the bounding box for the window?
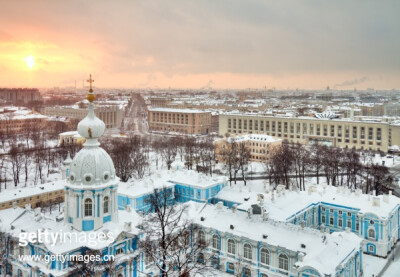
[227,262,235,273]
[242,267,251,277]
[338,210,343,215]
[103,196,109,214]
[212,234,220,250]
[368,229,375,239]
[347,212,352,217]
[227,239,236,255]
[278,253,289,271]
[347,220,352,229]
[243,243,252,260]
[115,248,124,255]
[322,215,326,223]
[260,274,268,277]
[329,217,334,225]
[260,248,270,265]
[84,198,93,217]
[338,219,343,227]
[369,245,374,252]
[197,253,205,263]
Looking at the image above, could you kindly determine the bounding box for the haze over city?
[1,0,399,89]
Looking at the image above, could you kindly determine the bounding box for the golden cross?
[87,74,94,92]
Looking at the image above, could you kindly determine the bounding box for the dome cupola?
[67,74,117,186]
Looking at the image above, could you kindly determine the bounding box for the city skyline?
[0,0,399,89]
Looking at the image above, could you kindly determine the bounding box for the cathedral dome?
[67,75,117,186]
[68,147,116,185]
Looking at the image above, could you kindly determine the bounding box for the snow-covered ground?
[383,260,400,277]
[363,254,387,276]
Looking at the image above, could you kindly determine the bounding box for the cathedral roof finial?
[86,74,95,102]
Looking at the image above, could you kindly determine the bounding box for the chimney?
[232,204,237,213]
[217,201,223,210]
[125,205,131,212]
[345,227,350,233]
[271,191,275,201]
[372,190,376,196]
[124,222,132,232]
[298,252,305,262]
[383,194,389,203]
[355,189,362,196]
[389,190,393,196]
[372,197,380,207]
[247,208,253,218]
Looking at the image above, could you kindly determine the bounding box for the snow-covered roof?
[188,202,362,275]
[118,170,228,198]
[0,107,47,120]
[217,184,400,219]
[0,180,65,203]
[148,107,210,114]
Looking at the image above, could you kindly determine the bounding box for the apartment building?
[219,114,400,152]
[148,108,211,135]
[43,104,123,129]
[149,97,172,107]
[0,107,47,134]
[0,181,64,210]
[215,134,282,163]
[0,88,42,104]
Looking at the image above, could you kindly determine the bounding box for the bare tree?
[270,140,293,189]
[139,187,211,277]
[69,249,117,277]
[311,143,324,184]
[220,140,239,186]
[184,137,197,170]
[237,142,250,186]
[9,145,22,187]
[106,139,134,182]
[160,137,178,170]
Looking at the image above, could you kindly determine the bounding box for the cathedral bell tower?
[64,75,118,231]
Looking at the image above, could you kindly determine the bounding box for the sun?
[24,55,35,69]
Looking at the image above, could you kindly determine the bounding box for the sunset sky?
[0,0,399,90]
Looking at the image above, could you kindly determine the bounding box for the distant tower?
[64,74,118,231]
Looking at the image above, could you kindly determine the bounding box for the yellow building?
[219,114,400,152]
[0,181,64,210]
[148,108,211,135]
[215,134,282,163]
[59,130,86,145]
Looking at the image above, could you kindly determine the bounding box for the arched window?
[84,198,93,217]
[243,243,252,260]
[103,196,109,214]
[212,234,220,250]
[260,248,270,264]
[368,229,375,239]
[198,231,205,246]
[279,253,289,270]
[115,248,124,255]
[227,239,236,255]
